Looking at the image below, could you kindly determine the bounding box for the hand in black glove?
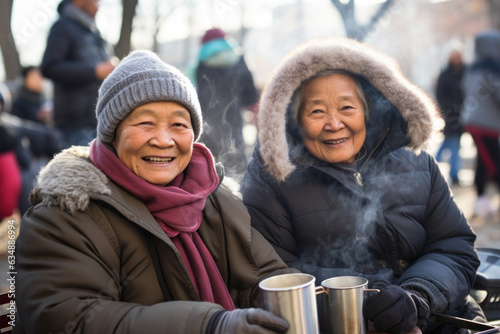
[209,308,289,334]
[363,285,430,334]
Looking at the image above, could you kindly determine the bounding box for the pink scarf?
[90,140,235,310]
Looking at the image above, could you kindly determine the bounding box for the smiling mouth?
[143,157,173,163]
[324,138,348,144]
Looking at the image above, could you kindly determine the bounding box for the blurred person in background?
[1,73,63,216]
[462,31,500,218]
[196,28,258,177]
[15,50,294,334]
[11,66,53,126]
[435,49,464,185]
[241,38,485,333]
[1,109,63,216]
[41,0,116,148]
[0,91,22,220]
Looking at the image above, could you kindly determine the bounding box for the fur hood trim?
[257,37,441,181]
[30,146,110,214]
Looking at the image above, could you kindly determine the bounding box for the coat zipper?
[351,128,390,186]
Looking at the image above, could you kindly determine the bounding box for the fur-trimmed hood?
[257,37,441,181]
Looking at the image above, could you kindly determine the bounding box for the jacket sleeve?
[397,153,480,315]
[435,70,455,110]
[16,205,223,334]
[241,155,299,264]
[204,184,298,309]
[41,20,98,85]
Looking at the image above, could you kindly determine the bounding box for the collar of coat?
[257,37,441,182]
[30,145,227,214]
[62,3,98,33]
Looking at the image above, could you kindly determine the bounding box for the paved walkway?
[451,182,500,248]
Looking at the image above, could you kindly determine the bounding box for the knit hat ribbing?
[96,50,202,143]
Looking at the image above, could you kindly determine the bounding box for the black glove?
[370,278,391,290]
[208,308,289,334]
[363,285,430,334]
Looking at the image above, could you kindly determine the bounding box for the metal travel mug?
[259,273,320,334]
[316,276,380,334]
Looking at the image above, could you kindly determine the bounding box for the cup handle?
[315,286,327,295]
[364,288,380,295]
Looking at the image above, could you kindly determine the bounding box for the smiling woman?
[241,37,487,333]
[14,50,297,334]
[298,73,367,165]
[113,102,195,186]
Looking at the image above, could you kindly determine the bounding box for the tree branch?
[358,0,396,41]
[330,0,397,41]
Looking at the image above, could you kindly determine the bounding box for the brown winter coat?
[15,146,295,334]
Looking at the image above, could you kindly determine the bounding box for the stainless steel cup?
[259,273,320,334]
[316,276,379,334]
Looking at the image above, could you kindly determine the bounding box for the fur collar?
[257,37,441,181]
[30,146,110,214]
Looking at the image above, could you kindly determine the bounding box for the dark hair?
[21,66,37,79]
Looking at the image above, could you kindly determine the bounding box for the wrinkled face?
[113,101,194,186]
[72,0,99,18]
[299,73,366,165]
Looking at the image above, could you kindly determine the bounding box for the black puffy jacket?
[241,37,483,333]
[41,4,111,130]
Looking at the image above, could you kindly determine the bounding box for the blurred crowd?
[434,31,500,220]
[1,0,114,221]
[0,0,260,222]
[1,0,500,226]
[0,30,500,224]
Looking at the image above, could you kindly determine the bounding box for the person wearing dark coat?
[462,31,500,218]
[41,0,115,148]
[11,66,53,125]
[241,38,485,334]
[0,92,22,219]
[15,50,295,334]
[1,89,63,216]
[435,49,464,184]
[196,28,258,177]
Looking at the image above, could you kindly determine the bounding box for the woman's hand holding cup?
[363,285,429,334]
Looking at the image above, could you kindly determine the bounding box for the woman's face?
[299,73,366,165]
[113,101,194,186]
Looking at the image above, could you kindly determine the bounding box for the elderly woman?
[241,38,485,333]
[15,50,294,334]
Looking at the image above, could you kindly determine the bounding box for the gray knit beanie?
[96,50,202,143]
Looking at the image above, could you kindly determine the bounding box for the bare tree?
[0,0,21,80]
[115,0,139,59]
[180,2,196,69]
[330,0,396,41]
[150,0,195,54]
[151,1,175,54]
